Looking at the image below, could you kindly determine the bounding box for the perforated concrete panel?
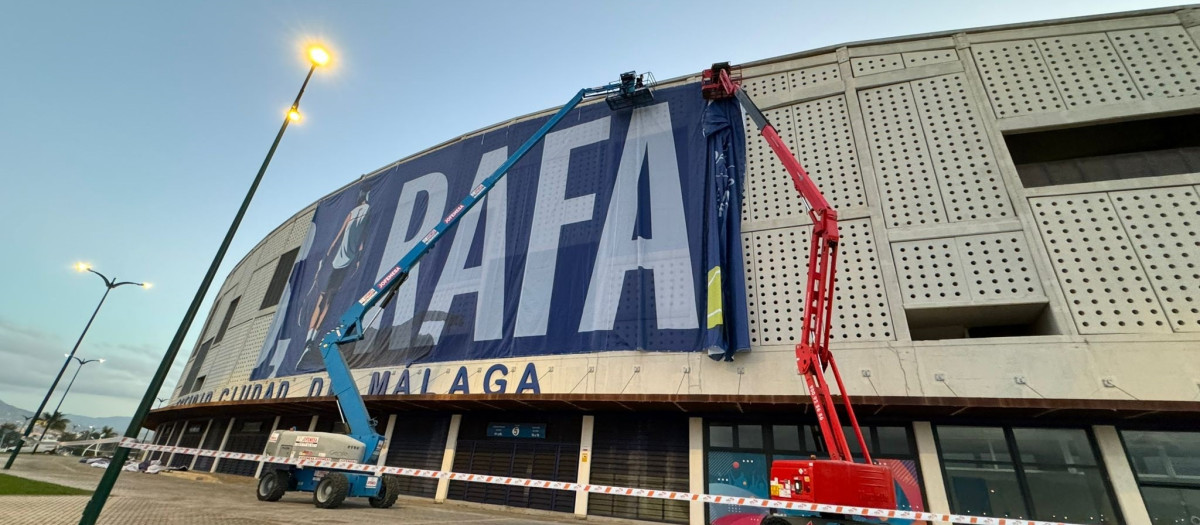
[1109,26,1200,98]
[912,74,1014,222]
[859,83,948,228]
[747,95,867,223]
[744,106,800,222]
[232,316,275,381]
[971,40,1065,118]
[1110,187,1200,332]
[902,49,958,68]
[892,239,968,305]
[789,64,841,90]
[749,219,893,345]
[1035,33,1141,108]
[851,54,905,77]
[742,72,791,100]
[1030,193,1170,334]
[959,233,1044,301]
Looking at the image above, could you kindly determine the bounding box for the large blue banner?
[251,83,749,380]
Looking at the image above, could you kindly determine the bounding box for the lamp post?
[80,44,331,525]
[31,356,104,453]
[5,266,145,469]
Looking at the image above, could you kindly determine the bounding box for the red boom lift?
[701,63,896,520]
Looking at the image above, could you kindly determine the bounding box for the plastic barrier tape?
[54,436,1085,525]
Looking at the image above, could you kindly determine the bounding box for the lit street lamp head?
[308,46,329,67]
[287,108,302,122]
[75,262,91,272]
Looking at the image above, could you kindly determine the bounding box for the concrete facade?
[160,6,1200,524]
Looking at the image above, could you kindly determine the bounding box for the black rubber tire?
[367,474,401,508]
[256,470,287,502]
[313,472,350,509]
[761,516,792,525]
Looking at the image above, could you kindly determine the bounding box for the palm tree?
[0,422,18,449]
[37,411,70,432]
[99,426,116,439]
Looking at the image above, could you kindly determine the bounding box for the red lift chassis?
[702,62,896,513]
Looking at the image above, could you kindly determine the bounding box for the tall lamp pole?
[31,356,104,453]
[80,44,331,525]
[5,266,145,469]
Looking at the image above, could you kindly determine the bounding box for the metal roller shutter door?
[385,413,450,498]
[587,414,689,523]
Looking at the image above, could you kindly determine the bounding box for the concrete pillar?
[188,419,214,470]
[912,422,951,513]
[378,414,397,466]
[574,415,596,519]
[254,416,282,478]
[165,420,189,466]
[434,414,463,503]
[1093,425,1152,525]
[307,415,318,432]
[210,417,236,473]
[688,417,705,525]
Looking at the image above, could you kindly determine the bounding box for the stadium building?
[154,6,1200,525]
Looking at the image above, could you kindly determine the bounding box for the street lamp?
[81,44,332,525]
[31,356,104,453]
[5,265,145,469]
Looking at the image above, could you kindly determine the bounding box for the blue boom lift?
[255,71,656,509]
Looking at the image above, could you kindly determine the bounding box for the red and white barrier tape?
[57,436,1084,525]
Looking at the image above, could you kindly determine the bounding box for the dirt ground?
[0,454,650,525]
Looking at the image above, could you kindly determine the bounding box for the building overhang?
[145,393,1200,428]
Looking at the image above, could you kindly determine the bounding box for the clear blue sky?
[0,0,1179,419]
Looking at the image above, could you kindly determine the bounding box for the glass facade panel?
[772,425,801,451]
[1024,464,1118,524]
[1013,428,1098,466]
[709,425,733,448]
[737,425,763,449]
[937,426,1118,524]
[943,460,1029,519]
[1122,430,1200,525]
[878,426,911,456]
[938,426,1012,462]
[1141,486,1200,525]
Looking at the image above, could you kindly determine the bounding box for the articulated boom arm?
[314,72,655,462]
[702,63,871,464]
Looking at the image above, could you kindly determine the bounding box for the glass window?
[737,425,763,449]
[877,426,912,456]
[1140,486,1200,525]
[709,425,733,448]
[1013,428,1097,467]
[773,425,801,451]
[937,426,1118,524]
[943,460,1029,519]
[1122,430,1200,525]
[938,426,1012,462]
[1023,464,1118,524]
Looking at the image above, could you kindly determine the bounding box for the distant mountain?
[0,399,133,433]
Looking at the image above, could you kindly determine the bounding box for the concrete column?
[307,415,318,432]
[912,422,951,513]
[574,415,596,519]
[434,414,463,503]
[688,417,705,525]
[210,417,236,473]
[188,419,214,470]
[378,414,397,466]
[254,416,282,478]
[1093,425,1152,525]
[165,420,189,466]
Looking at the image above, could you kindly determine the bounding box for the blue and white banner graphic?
[251,83,749,380]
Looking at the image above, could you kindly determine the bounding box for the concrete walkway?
[0,455,643,525]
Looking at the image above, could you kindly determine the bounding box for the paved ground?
[0,455,644,525]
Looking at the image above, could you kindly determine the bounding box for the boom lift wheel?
[313,472,350,509]
[256,470,288,502]
[368,474,401,508]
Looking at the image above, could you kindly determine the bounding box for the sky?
[0,0,1182,420]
